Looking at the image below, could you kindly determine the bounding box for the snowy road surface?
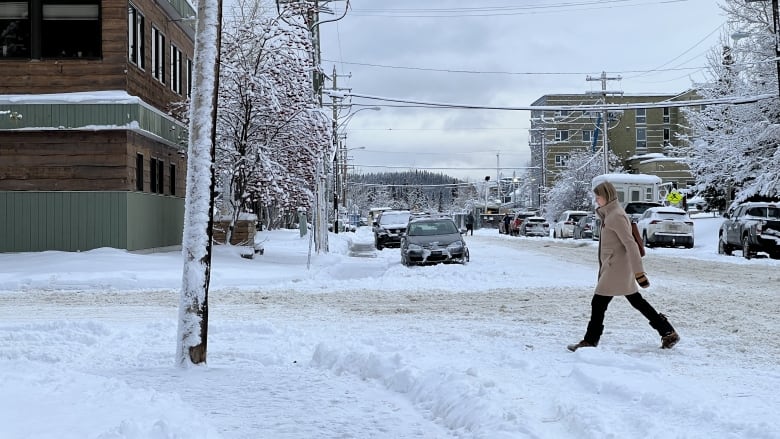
[1,217,779,438]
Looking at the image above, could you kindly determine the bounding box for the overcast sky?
[317,0,727,182]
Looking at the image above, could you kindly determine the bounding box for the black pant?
[466,224,473,235]
[584,292,670,345]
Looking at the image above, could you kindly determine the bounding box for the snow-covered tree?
[679,0,780,208]
[216,1,329,243]
[545,150,621,221]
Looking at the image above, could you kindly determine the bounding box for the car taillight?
[685,221,693,225]
[565,221,575,225]
[584,225,591,230]
[650,220,661,224]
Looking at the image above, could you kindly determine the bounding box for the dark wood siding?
[0,0,195,115]
[0,130,186,196]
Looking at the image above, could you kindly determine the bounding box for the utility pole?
[586,71,622,173]
[327,65,352,234]
[275,0,349,251]
[177,0,223,367]
[331,65,340,234]
[746,0,780,96]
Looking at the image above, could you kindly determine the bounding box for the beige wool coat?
[595,199,645,296]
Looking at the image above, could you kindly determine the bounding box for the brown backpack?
[631,222,646,257]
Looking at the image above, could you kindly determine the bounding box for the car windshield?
[380,212,410,224]
[528,218,545,223]
[570,214,587,222]
[407,220,458,236]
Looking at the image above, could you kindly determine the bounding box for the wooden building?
[0,0,196,252]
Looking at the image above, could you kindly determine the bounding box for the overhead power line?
[320,59,708,76]
[334,92,776,112]
[342,0,689,18]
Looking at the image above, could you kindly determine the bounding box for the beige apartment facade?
[528,91,699,206]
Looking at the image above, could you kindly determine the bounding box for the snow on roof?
[591,173,662,188]
[0,91,140,105]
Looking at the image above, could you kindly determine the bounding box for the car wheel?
[643,232,653,248]
[401,253,409,266]
[718,235,732,255]
[742,236,752,259]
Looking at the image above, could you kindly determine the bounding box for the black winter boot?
[567,340,595,352]
[568,322,603,352]
[650,313,679,349]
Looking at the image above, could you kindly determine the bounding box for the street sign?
[666,189,683,204]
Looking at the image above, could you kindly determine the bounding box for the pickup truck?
[718,202,780,259]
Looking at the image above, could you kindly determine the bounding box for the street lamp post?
[332,106,380,234]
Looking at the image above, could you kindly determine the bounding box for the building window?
[156,159,164,194]
[186,58,192,97]
[170,44,182,94]
[42,2,100,58]
[128,4,144,68]
[636,108,646,125]
[555,130,568,141]
[582,130,591,142]
[0,2,30,58]
[149,158,157,193]
[663,128,670,142]
[169,163,176,195]
[636,127,647,150]
[663,107,670,124]
[554,154,569,167]
[136,153,144,191]
[151,26,165,83]
[1,1,100,59]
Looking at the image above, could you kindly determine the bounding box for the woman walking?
[568,181,680,352]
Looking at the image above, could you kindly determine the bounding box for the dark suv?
[373,210,411,250]
[718,202,780,259]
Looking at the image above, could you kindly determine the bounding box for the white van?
[591,173,665,207]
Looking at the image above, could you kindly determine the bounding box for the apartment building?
[0,0,196,251]
[529,91,698,205]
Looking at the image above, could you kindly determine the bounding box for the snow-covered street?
[1,216,779,438]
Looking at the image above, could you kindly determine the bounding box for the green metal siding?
[0,103,187,147]
[126,192,185,251]
[0,191,184,252]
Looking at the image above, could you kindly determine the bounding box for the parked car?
[400,216,469,266]
[635,207,694,248]
[509,211,537,236]
[718,202,780,259]
[553,210,589,239]
[573,213,596,239]
[519,216,550,237]
[373,210,411,250]
[624,201,663,222]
